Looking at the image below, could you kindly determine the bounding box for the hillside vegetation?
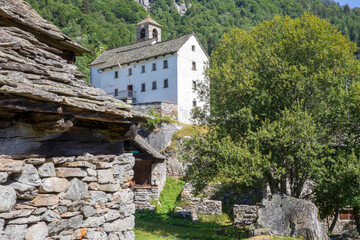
[25,0,360,81]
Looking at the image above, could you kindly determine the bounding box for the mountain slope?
[25,0,360,81]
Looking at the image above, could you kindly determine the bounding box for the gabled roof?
[136,14,162,27]
[133,135,166,160]
[91,33,197,70]
[0,0,91,56]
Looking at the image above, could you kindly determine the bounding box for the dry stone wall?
[0,153,135,240]
[132,102,178,121]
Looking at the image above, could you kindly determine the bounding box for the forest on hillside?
[25,0,360,81]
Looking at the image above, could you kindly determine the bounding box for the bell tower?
[136,14,162,42]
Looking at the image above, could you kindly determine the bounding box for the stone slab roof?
[133,134,166,160]
[0,26,149,123]
[90,33,195,70]
[0,0,91,56]
[136,15,162,27]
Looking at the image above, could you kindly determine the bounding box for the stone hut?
[0,0,150,239]
[125,135,166,210]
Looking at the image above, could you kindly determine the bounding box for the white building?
[89,15,209,124]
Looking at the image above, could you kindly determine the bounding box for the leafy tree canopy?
[183,14,360,203]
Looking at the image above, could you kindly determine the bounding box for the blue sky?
[337,0,360,8]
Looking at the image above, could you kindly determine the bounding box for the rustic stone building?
[126,135,166,210]
[0,0,150,239]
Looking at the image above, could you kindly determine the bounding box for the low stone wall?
[133,187,159,210]
[0,153,135,240]
[233,205,257,226]
[174,183,222,220]
[132,101,178,120]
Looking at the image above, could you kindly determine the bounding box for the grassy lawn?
[135,214,239,240]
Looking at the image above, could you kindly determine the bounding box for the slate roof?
[133,134,166,160]
[90,34,195,70]
[0,0,91,56]
[0,1,150,124]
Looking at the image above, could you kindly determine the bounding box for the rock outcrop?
[251,193,328,240]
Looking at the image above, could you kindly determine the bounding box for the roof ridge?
[116,33,194,53]
[104,39,154,52]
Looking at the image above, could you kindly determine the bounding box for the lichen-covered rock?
[30,194,59,206]
[41,210,61,222]
[103,215,135,232]
[24,158,45,166]
[250,193,328,240]
[0,186,16,212]
[55,168,87,178]
[97,169,114,184]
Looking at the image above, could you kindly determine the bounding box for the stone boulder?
[139,123,183,151]
[250,193,328,240]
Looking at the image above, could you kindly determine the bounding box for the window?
[192,45,195,51]
[152,81,157,90]
[141,83,146,92]
[163,79,168,88]
[141,65,145,73]
[192,80,196,91]
[193,99,197,107]
[128,68,132,76]
[192,61,197,71]
[152,63,157,71]
[115,88,118,96]
[140,28,145,39]
[115,71,118,79]
[153,29,158,40]
[163,60,168,69]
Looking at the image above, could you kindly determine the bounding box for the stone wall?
[174,183,222,221]
[0,153,135,240]
[132,102,178,121]
[133,187,159,210]
[233,205,257,226]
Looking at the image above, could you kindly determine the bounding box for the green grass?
[135,213,239,240]
[171,125,208,141]
[155,177,186,214]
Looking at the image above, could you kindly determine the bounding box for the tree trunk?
[353,207,360,235]
[329,208,339,233]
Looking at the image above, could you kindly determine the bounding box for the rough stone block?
[56,168,87,178]
[88,191,107,205]
[0,159,25,172]
[38,162,56,177]
[0,186,16,212]
[103,215,134,232]
[81,216,105,228]
[85,231,107,240]
[24,158,45,166]
[40,177,69,193]
[0,209,33,219]
[86,168,97,177]
[8,215,40,224]
[7,181,38,200]
[41,210,61,222]
[25,221,48,240]
[97,169,114,184]
[67,215,83,229]
[63,178,88,201]
[51,157,75,165]
[4,224,27,240]
[80,205,95,218]
[0,172,8,183]
[104,209,121,222]
[96,162,112,169]
[30,194,59,206]
[13,164,41,187]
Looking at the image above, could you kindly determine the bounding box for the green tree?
[183,14,360,199]
[81,0,90,14]
[344,4,351,13]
